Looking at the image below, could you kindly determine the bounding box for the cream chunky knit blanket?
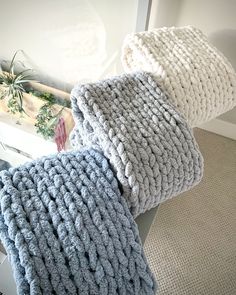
[122,26,236,127]
[70,72,203,217]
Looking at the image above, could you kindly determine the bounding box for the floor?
[144,129,236,295]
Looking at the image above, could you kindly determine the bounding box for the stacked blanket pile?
[4,26,231,295]
[0,72,203,295]
[122,26,236,126]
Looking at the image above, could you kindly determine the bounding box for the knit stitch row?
[122,26,236,126]
[70,72,203,217]
[0,149,156,294]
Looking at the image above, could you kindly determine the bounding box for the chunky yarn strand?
[0,149,157,295]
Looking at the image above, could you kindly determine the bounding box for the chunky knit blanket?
[122,26,236,127]
[0,149,156,295]
[70,72,203,217]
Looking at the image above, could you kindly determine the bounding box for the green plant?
[32,91,70,139]
[35,102,63,139]
[0,51,70,140]
[29,89,71,108]
[28,90,55,103]
[0,51,34,115]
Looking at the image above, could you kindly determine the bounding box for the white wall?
[150,0,236,70]
[149,0,236,137]
[0,0,138,91]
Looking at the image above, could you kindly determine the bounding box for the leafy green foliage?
[28,90,55,103]
[0,51,70,140]
[35,102,63,139]
[7,97,23,114]
[28,89,71,108]
[32,91,68,139]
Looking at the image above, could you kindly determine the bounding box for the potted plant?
[0,51,74,150]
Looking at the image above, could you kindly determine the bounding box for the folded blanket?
[0,149,156,295]
[70,72,203,217]
[122,26,236,127]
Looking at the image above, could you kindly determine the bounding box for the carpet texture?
[144,128,236,295]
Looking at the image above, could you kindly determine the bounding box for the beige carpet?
[144,129,236,295]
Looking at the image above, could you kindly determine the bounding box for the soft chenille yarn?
[70,72,203,217]
[122,26,236,127]
[0,149,156,295]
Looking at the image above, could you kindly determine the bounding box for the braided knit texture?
[0,149,156,295]
[122,26,236,127]
[70,72,203,217]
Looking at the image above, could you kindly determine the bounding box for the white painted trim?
[198,119,236,140]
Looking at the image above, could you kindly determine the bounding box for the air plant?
[0,50,34,115]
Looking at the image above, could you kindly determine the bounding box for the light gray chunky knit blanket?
[0,149,156,295]
[70,72,204,217]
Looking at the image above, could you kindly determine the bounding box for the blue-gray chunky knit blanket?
[0,149,156,295]
[70,72,204,217]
